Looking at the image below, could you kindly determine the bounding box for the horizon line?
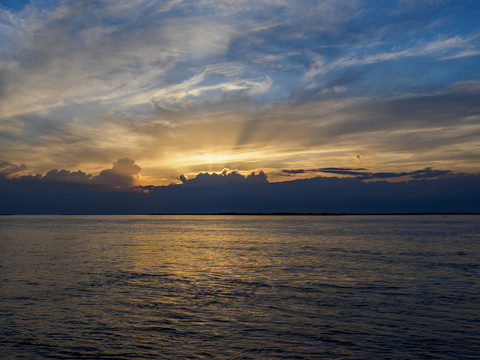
[2,212,480,216]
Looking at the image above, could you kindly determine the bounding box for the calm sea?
[0,215,479,359]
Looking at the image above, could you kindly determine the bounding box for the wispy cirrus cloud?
[303,35,477,81]
[440,50,480,61]
[0,1,237,118]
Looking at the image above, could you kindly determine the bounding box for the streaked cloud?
[303,35,477,81]
[440,50,480,61]
[0,159,27,177]
[282,167,453,181]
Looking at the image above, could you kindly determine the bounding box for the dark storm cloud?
[317,168,369,176]
[44,169,92,183]
[282,168,368,176]
[1,158,141,187]
[91,158,142,187]
[410,168,453,179]
[282,169,306,174]
[179,169,268,186]
[367,168,453,180]
[282,168,369,176]
[1,166,479,214]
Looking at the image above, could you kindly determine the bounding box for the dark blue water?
[1,215,479,359]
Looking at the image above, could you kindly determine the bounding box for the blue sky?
[0,0,479,185]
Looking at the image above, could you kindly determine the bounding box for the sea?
[0,215,479,359]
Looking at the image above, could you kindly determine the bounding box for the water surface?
[1,215,479,359]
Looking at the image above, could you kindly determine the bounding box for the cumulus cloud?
[44,169,92,184]
[1,157,142,188]
[92,158,142,187]
[179,168,268,186]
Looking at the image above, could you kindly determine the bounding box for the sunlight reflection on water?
[1,215,479,359]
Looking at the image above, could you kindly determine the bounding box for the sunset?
[1,1,479,359]
[1,0,479,187]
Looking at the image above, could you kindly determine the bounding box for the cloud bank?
[1,159,479,214]
[1,158,142,187]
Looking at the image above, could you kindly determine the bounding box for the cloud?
[150,73,272,112]
[1,157,143,187]
[179,168,268,186]
[409,168,452,179]
[1,77,479,181]
[44,169,92,184]
[161,19,233,59]
[282,168,369,177]
[282,167,453,181]
[0,0,365,120]
[0,1,479,182]
[92,158,142,187]
[0,1,236,120]
[282,169,306,175]
[0,160,27,177]
[316,167,369,177]
[440,50,480,61]
[1,163,479,214]
[303,35,475,81]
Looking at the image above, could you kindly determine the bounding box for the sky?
[1,0,480,213]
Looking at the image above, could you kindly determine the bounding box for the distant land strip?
[2,213,480,216]
[146,212,480,216]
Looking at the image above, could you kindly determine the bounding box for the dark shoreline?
[147,212,480,216]
[2,212,479,216]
